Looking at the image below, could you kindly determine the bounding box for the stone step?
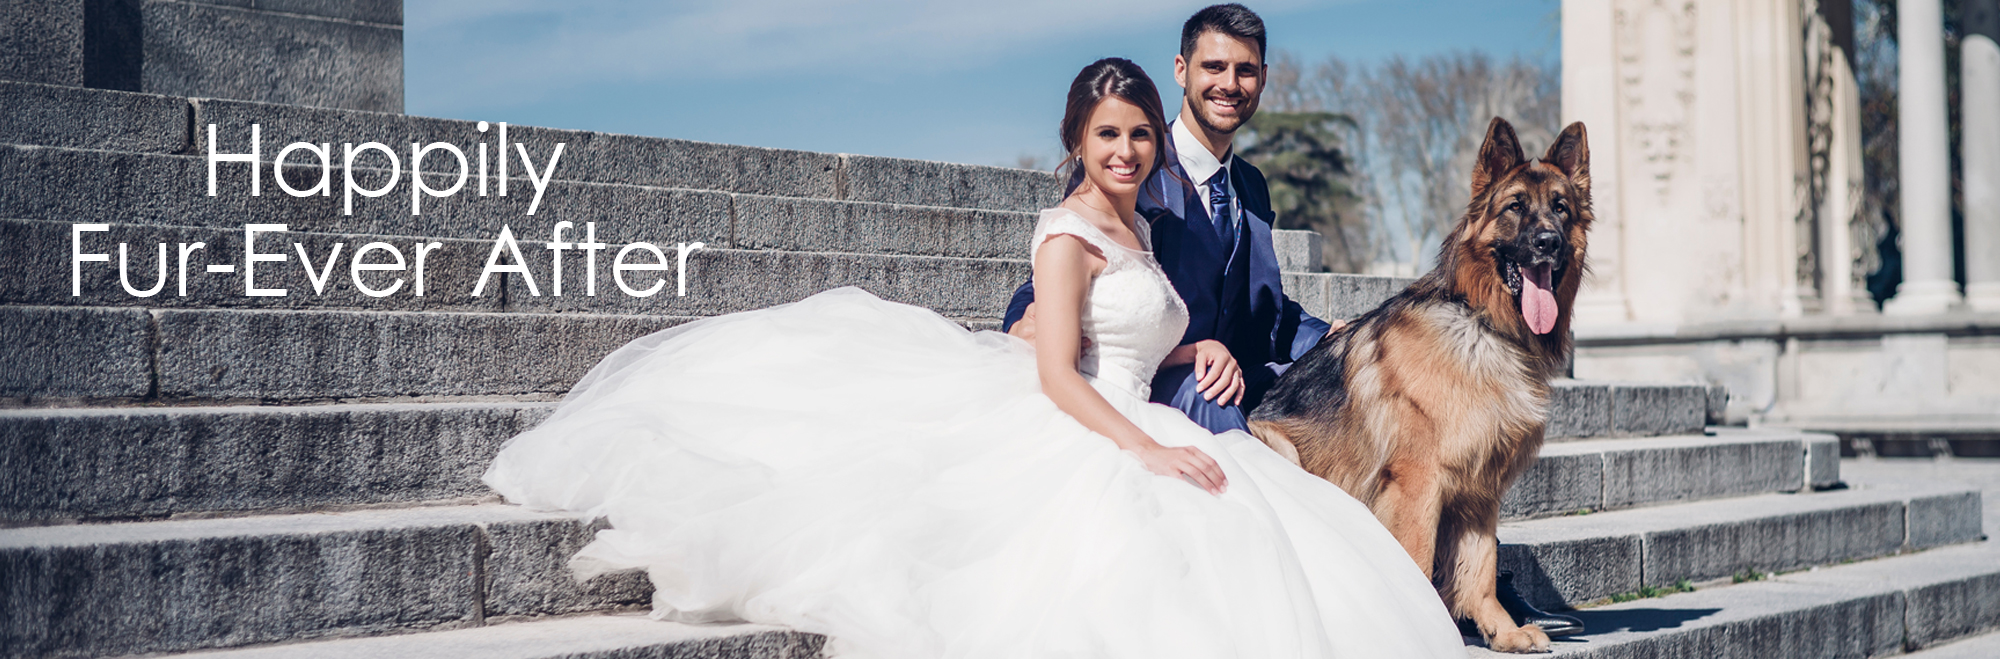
[2,79,1059,212]
[5,489,1974,659]
[1503,430,1840,521]
[3,310,1716,421]
[0,404,1802,525]
[0,504,648,658]
[4,216,1327,316]
[1901,628,2000,658]
[6,221,1031,318]
[1470,537,2000,657]
[1497,483,1985,612]
[0,148,1020,261]
[0,402,552,524]
[1546,380,1720,439]
[165,614,824,659]
[159,544,2000,659]
[3,270,1440,401]
[0,146,1325,269]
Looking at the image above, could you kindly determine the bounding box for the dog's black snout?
[1530,230,1561,257]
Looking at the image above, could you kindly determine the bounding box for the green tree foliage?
[1239,111,1365,272]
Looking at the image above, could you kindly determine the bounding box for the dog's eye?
[1507,202,1524,216]
[1553,200,1568,216]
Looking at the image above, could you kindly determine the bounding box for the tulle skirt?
[484,287,1464,658]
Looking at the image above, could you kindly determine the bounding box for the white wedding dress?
[484,208,1465,658]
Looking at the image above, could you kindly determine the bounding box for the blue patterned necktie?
[1206,168,1237,248]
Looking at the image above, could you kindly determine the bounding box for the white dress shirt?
[1172,119,1235,218]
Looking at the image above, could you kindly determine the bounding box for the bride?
[484,58,1465,658]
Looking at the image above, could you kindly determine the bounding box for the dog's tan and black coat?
[1248,117,1592,653]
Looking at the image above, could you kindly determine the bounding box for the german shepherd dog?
[1247,117,1590,653]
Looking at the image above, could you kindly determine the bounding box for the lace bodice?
[1029,208,1191,399]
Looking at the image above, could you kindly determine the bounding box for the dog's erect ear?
[1543,121,1590,197]
[1470,117,1524,202]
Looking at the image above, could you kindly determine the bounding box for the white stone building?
[1561,0,2000,453]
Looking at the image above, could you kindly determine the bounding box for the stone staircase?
[0,79,1993,659]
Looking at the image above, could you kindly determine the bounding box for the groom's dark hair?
[1181,4,1267,64]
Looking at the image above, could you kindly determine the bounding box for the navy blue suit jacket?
[1002,124,1328,375]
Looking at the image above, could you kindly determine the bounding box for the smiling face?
[1076,95,1159,199]
[1446,119,1593,340]
[1175,31,1264,138]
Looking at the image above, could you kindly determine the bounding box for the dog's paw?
[1488,624,1552,653]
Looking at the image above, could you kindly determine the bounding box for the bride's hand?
[1134,444,1228,495]
[1191,340,1244,406]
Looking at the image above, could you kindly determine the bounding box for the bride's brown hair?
[1059,58,1172,195]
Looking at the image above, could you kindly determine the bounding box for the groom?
[1005,3,1324,435]
[1002,3,1584,639]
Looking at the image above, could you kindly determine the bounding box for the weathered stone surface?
[165,614,826,659]
[839,155,1059,213]
[0,0,83,86]
[195,99,844,198]
[0,508,487,658]
[1908,490,1986,549]
[0,402,552,522]
[1,219,508,313]
[1496,485,1983,609]
[10,217,1030,319]
[1548,381,1612,438]
[1905,571,2000,649]
[1271,229,1321,273]
[1499,534,1642,612]
[1705,384,1729,425]
[0,306,152,399]
[1501,452,1603,519]
[1282,273,1332,322]
[733,194,1036,259]
[151,309,690,400]
[1642,501,1906,587]
[1611,383,1709,436]
[0,146,734,245]
[1468,539,2000,658]
[1600,436,1805,508]
[142,1,402,112]
[1901,631,2000,658]
[509,249,1027,320]
[1505,433,1846,522]
[1806,435,1843,489]
[1324,273,1414,320]
[482,517,651,617]
[258,0,403,25]
[0,81,188,153]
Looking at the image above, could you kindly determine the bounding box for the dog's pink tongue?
[1521,264,1558,335]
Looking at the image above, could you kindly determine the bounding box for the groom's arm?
[1278,297,1332,363]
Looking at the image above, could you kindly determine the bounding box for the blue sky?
[406,0,1559,167]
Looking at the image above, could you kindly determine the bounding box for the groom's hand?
[1191,340,1245,406]
[1008,303,1040,342]
[1324,318,1350,337]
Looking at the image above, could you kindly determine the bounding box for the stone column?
[1965,0,2000,311]
[1885,0,1962,314]
[1735,0,1810,316]
[1562,0,1632,324]
[1822,42,1869,314]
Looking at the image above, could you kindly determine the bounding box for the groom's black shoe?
[1456,571,1584,638]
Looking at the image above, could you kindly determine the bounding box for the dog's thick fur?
[1248,118,1591,654]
